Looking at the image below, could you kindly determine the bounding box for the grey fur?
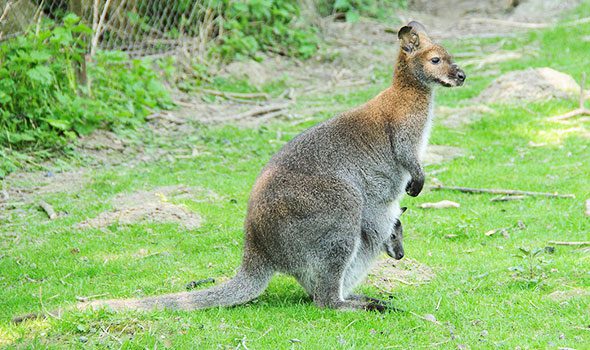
[71,21,465,314]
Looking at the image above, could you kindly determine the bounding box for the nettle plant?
[0,14,171,153]
[509,247,554,284]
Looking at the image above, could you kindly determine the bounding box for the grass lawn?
[1,5,589,349]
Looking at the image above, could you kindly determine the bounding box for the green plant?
[212,0,319,60]
[0,14,172,177]
[509,247,554,284]
[317,0,407,22]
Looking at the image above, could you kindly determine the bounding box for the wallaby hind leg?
[308,233,383,311]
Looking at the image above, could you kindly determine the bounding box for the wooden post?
[69,0,88,88]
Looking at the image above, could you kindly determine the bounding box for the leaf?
[26,66,53,86]
[0,91,11,104]
[46,118,71,131]
[519,247,530,255]
[345,10,361,23]
[29,50,51,62]
[334,0,351,11]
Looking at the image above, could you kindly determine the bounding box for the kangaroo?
[12,21,465,322]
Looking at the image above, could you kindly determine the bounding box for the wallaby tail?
[81,254,273,312]
[11,252,273,323]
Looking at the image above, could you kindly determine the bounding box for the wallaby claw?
[405,177,424,197]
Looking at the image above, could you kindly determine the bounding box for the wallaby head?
[397,21,466,88]
[384,207,407,260]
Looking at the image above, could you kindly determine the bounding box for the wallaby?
[13,21,465,322]
[384,207,406,260]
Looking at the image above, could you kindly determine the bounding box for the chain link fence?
[0,0,221,58]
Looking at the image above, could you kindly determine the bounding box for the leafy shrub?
[0,14,171,176]
[211,0,319,61]
[317,0,407,22]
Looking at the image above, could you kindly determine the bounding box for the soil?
[546,288,590,301]
[474,67,582,104]
[368,257,435,291]
[437,105,495,129]
[77,186,215,231]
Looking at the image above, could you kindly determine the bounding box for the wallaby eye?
[431,57,441,64]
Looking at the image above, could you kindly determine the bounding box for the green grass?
[2,7,590,350]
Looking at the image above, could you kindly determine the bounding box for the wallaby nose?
[395,252,404,260]
[457,70,466,82]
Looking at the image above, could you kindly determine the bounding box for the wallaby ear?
[407,21,427,34]
[400,207,407,214]
[397,26,420,53]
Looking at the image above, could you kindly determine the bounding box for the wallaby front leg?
[404,161,424,197]
[388,126,425,197]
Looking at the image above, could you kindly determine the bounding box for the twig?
[490,195,526,202]
[409,311,442,325]
[75,293,110,302]
[431,185,575,199]
[232,103,291,120]
[549,73,590,121]
[466,17,550,29]
[547,241,590,246]
[39,200,57,220]
[201,89,269,100]
[251,110,287,125]
[91,0,113,57]
[186,277,215,290]
[390,277,418,286]
[0,0,12,40]
[0,1,12,23]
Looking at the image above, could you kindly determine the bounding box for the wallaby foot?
[315,298,385,312]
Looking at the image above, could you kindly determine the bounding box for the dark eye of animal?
[430,57,441,64]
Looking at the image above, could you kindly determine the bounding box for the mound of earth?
[77,186,216,230]
[475,67,581,104]
[424,145,464,165]
[437,105,495,129]
[368,258,435,292]
[409,0,518,17]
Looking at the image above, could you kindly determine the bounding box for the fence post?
[69,0,88,88]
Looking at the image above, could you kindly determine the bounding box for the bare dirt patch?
[424,145,465,166]
[77,186,217,230]
[368,257,435,292]
[437,105,495,129]
[475,68,582,104]
[546,288,590,301]
[1,169,88,204]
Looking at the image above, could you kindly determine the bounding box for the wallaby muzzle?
[451,64,466,86]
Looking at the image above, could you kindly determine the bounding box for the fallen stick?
[490,195,526,202]
[549,73,590,121]
[465,17,550,29]
[431,185,575,198]
[76,293,110,302]
[233,103,290,120]
[39,200,57,220]
[548,241,590,246]
[201,89,269,100]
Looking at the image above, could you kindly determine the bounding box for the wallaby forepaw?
[405,178,424,197]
